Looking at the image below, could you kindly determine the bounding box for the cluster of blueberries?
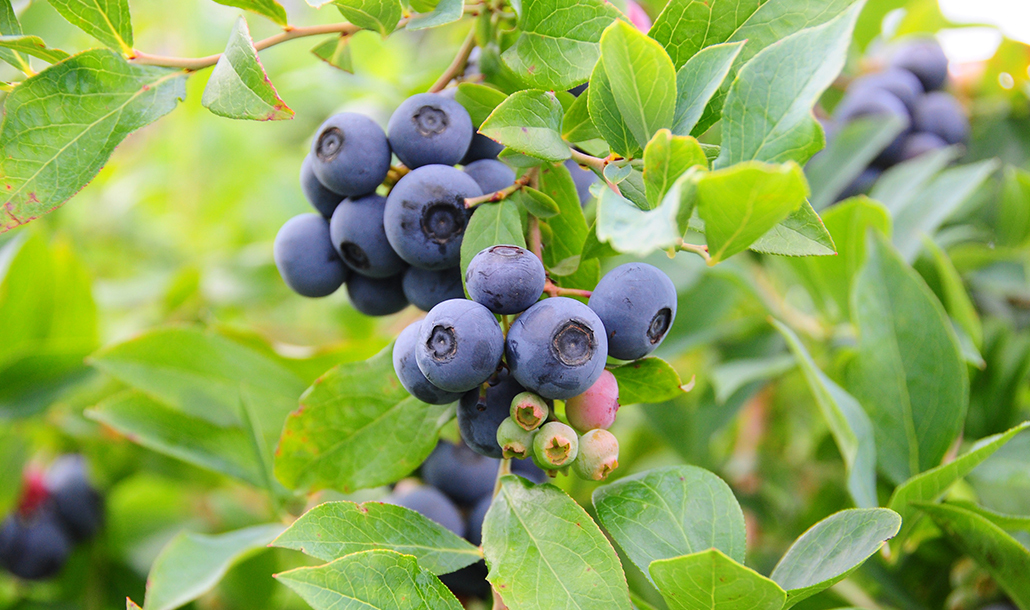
[393,253,677,480]
[0,456,103,581]
[385,440,546,600]
[828,38,970,198]
[275,91,522,314]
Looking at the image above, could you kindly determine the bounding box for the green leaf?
[773,320,878,510]
[672,41,742,137]
[406,0,462,30]
[886,422,1030,557]
[484,476,631,610]
[643,129,706,209]
[144,524,284,610]
[770,508,901,607]
[212,0,288,26]
[333,0,402,36]
[805,115,908,211]
[597,20,676,151]
[311,36,353,72]
[275,550,463,610]
[596,184,683,257]
[710,355,795,404]
[997,165,1030,247]
[945,501,1030,533]
[593,465,746,582]
[480,90,569,162]
[609,357,687,404]
[272,501,481,575]
[0,0,31,73]
[848,233,968,485]
[562,93,600,142]
[748,200,836,257]
[274,346,452,494]
[460,200,526,281]
[0,35,69,63]
[696,161,809,263]
[501,0,620,91]
[917,503,1030,608]
[588,56,638,158]
[715,4,862,168]
[538,162,590,273]
[650,549,786,610]
[46,0,133,54]
[923,237,982,348]
[202,17,293,121]
[0,426,26,515]
[0,49,186,233]
[455,82,507,128]
[647,0,759,69]
[515,187,559,218]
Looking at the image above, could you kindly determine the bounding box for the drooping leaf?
[47,0,133,54]
[609,358,687,405]
[0,35,69,64]
[643,129,706,210]
[748,200,837,257]
[455,82,508,128]
[501,0,620,91]
[672,41,742,137]
[770,509,901,607]
[514,187,559,218]
[715,4,862,168]
[212,0,288,26]
[593,465,746,581]
[650,549,786,610]
[480,90,569,162]
[272,501,481,575]
[774,320,878,509]
[333,0,402,36]
[274,346,453,494]
[202,17,293,121]
[144,524,284,610]
[310,36,353,72]
[484,476,632,610]
[275,550,463,610]
[406,0,462,30]
[848,233,968,485]
[0,49,186,233]
[460,200,526,280]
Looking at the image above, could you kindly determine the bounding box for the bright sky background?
[937,0,1030,63]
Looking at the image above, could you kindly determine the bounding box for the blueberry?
[848,68,925,113]
[833,88,910,166]
[310,112,392,197]
[564,159,597,207]
[496,417,535,459]
[274,214,349,298]
[439,561,491,600]
[300,154,344,218]
[588,263,677,361]
[45,455,103,543]
[0,510,71,580]
[465,245,546,315]
[458,369,526,458]
[565,370,620,432]
[385,486,466,537]
[511,456,547,483]
[913,92,969,145]
[460,133,504,165]
[403,266,465,312]
[462,159,515,195]
[571,429,619,481]
[416,299,504,392]
[393,322,464,405]
[388,93,474,168]
[466,494,491,547]
[384,165,483,270]
[838,167,882,201]
[510,391,549,431]
[329,193,407,278]
[347,273,408,316]
[506,297,608,399]
[889,38,949,92]
[568,83,588,97]
[901,131,948,160]
[420,441,498,505]
[532,421,579,469]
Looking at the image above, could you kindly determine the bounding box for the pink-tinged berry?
[565,369,619,432]
[510,392,549,431]
[572,429,620,481]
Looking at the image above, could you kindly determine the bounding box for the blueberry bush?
[0,0,1029,608]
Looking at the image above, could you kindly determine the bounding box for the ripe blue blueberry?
[889,38,949,92]
[460,133,503,165]
[384,165,483,270]
[838,167,881,201]
[505,297,608,400]
[901,132,948,161]
[564,159,596,207]
[462,159,515,195]
[385,485,466,537]
[465,245,546,315]
[420,441,498,505]
[45,455,103,543]
[274,214,349,298]
[310,112,392,197]
[834,88,910,166]
[0,510,71,580]
[329,193,407,278]
[387,93,474,168]
[347,273,408,316]
[511,455,547,483]
[403,266,464,312]
[848,68,924,113]
[588,263,677,361]
[416,299,503,393]
[393,322,464,405]
[458,369,526,458]
[466,494,491,547]
[300,154,343,218]
[913,92,968,145]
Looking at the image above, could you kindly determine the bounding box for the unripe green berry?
[510,391,549,431]
[532,421,578,469]
[497,417,535,459]
[572,429,619,481]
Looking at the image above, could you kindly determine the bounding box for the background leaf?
[212,0,288,26]
[460,200,526,280]
[672,41,742,137]
[0,35,69,63]
[609,357,687,404]
[455,83,507,128]
[334,0,401,36]
[202,17,294,121]
[643,129,706,209]
[650,549,786,610]
[406,0,462,31]
[47,0,133,54]
[480,90,568,162]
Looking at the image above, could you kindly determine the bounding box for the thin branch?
[676,240,712,264]
[429,27,478,92]
[465,169,535,208]
[543,280,592,299]
[528,215,543,261]
[567,148,606,172]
